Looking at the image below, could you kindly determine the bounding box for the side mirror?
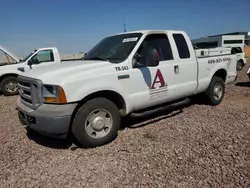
[133,46,159,68]
[27,59,32,69]
[144,47,159,67]
[27,59,32,66]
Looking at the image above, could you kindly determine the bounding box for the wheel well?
[213,69,227,81]
[0,74,19,88]
[237,59,244,63]
[78,90,126,113]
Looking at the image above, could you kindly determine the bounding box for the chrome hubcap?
[5,81,17,93]
[85,109,113,139]
[214,83,223,100]
[237,63,242,70]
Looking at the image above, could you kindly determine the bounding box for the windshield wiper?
[85,56,109,61]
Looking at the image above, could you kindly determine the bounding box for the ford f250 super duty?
[16,30,238,148]
[0,45,84,95]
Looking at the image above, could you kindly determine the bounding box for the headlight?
[42,85,67,104]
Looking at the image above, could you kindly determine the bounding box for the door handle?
[174,65,179,74]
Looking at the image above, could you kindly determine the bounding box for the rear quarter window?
[173,34,190,59]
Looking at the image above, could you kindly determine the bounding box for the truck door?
[170,33,197,98]
[26,49,57,70]
[130,33,178,111]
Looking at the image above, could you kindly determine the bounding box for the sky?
[1,0,249,56]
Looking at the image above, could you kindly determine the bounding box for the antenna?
[123,22,126,32]
[123,16,127,32]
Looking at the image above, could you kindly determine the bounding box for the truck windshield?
[21,49,37,62]
[84,33,143,63]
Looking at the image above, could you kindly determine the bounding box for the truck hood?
[21,60,114,84]
[0,62,25,74]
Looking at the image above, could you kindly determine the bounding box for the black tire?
[71,97,121,148]
[236,60,243,71]
[205,76,225,106]
[0,76,18,96]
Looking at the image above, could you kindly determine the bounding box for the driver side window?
[31,50,54,64]
[137,34,173,64]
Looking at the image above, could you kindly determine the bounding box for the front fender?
[0,65,26,77]
[64,79,133,114]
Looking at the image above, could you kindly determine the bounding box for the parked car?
[0,45,84,95]
[17,30,238,147]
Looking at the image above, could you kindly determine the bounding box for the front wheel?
[71,97,121,148]
[205,76,225,106]
[0,76,19,96]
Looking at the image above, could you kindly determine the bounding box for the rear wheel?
[205,76,225,106]
[236,60,243,71]
[71,97,121,148]
[0,76,18,96]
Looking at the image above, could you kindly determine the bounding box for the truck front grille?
[17,76,42,109]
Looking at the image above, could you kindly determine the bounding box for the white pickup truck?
[0,45,84,95]
[16,30,238,148]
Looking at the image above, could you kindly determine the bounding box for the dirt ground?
[0,60,250,188]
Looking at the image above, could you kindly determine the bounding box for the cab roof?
[111,30,185,36]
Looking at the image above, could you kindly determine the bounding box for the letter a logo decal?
[151,69,166,89]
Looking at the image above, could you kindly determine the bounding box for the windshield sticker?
[122,37,138,43]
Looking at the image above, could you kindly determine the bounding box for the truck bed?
[195,54,237,94]
[195,47,232,58]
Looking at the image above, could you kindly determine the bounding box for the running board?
[130,98,191,118]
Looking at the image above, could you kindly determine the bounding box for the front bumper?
[17,97,77,138]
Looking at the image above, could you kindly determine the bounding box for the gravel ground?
[0,60,250,188]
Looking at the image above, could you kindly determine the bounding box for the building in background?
[192,31,250,57]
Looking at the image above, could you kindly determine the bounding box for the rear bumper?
[234,74,238,82]
[17,97,77,138]
[226,73,237,84]
[243,58,247,65]
[247,68,250,79]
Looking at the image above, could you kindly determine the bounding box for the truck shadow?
[120,109,183,129]
[235,82,250,88]
[25,97,207,150]
[120,95,208,129]
[26,127,73,149]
